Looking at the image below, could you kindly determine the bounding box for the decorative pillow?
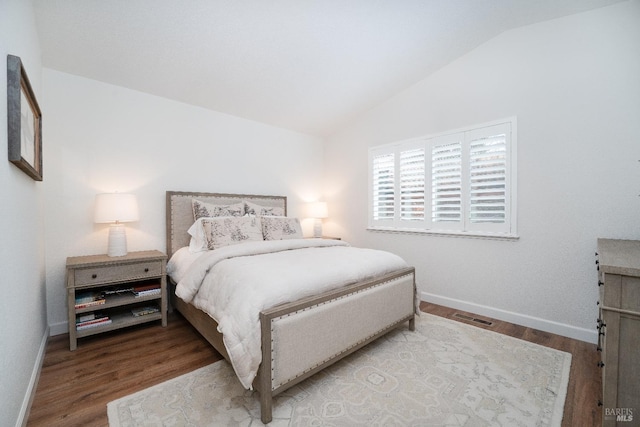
[261,216,303,240]
[244,201,285,217]
[201,216,263,250]
[192,199,245,221]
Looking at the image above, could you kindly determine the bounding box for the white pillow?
[187,218,210,252]
[192,199,245,220]
[261,216,303,240]
[244,201,285,217]
[202,216,263,250]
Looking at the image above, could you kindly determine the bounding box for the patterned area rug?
[108,313,571,426]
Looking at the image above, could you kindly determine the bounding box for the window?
[368,118,517,238]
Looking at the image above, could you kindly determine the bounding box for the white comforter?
[175,238,408,389]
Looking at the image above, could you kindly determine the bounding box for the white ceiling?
[33,0,624,137]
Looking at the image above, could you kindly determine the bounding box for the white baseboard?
[16,325,49,427]
[421,291,597,344]
[49,320,68,337]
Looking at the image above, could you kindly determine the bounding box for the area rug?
[108,313,571,426]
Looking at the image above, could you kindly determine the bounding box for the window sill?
[367,226,519,241]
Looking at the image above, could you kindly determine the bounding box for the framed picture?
[7,54,42,181]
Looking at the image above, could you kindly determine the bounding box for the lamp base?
[107,224,128,257]
[313,218,323,238]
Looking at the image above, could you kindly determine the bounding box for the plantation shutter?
[371,150,395,222]
[399,147,425,221]
[431,136,462,225]
[466,123,511,233]
[368,118,515,237]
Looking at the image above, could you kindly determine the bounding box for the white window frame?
[368,117,518,239]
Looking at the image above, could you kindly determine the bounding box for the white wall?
[0,0,47,425]
[42,69,325,334]
[324,0,640,342]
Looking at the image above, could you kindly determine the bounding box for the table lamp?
[94,193,139,257]
[306,201,328,238]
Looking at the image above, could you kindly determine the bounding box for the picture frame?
[7,54,42,181]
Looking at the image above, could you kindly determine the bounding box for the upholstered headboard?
[165,191,287,258]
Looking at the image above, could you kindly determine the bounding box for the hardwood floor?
[27,303,602,426]
[26,312,223,426]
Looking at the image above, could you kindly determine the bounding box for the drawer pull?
[144,268,149,273]
[92,274,97,279]
[597,361,605,368]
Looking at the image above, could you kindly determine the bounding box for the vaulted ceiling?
[34,0,624,137]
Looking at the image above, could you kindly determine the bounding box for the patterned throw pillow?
[192,199,245,220]
[244,201,285,217]
[201,216,263,249]
[261,216,303,240]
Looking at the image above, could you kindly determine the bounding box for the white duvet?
[174,238,408,389]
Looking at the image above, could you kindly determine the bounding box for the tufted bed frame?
[165,191,416,423]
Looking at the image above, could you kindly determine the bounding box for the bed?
[165,190,416,423]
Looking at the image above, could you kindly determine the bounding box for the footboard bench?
[257,267,416,423]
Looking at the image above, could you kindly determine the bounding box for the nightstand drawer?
[75,261,162,286]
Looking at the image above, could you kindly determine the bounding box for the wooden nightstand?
[66,250,167,350]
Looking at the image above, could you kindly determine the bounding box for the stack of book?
[131,306,160,317]
[76,312,111,330]
[75,291,106,309]
[133,283,161,298]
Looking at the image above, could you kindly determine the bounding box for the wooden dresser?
[596,238,640,426]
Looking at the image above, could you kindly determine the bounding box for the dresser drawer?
[75,261,162,286]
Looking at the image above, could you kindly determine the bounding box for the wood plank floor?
[26,303,602,426]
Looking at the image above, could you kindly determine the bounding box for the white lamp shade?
[94,193,139,223]
[306,201,328,219]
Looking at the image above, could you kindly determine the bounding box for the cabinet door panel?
[618,315,640,410]
[620,276,640,313]
[602,273,621,308]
